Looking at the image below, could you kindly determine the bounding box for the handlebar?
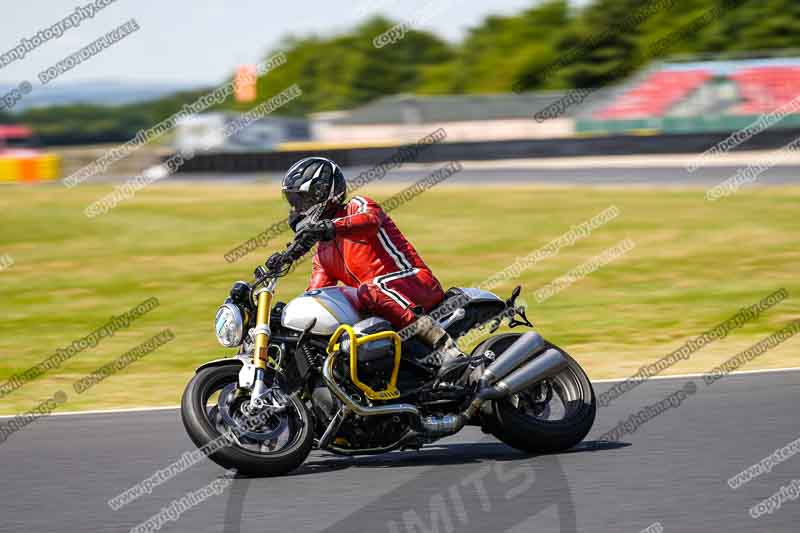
[253,234,315,284]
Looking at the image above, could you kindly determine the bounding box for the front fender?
[195,356,247,374]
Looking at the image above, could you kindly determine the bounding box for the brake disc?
[217,384,289,442]
[528,380,554,417]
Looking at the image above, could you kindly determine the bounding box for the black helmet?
[282,157,346,231]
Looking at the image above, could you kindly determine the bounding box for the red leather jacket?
[307,195,435,289]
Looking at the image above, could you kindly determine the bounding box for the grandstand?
[593,69,714,119]
[306,56,800,145]
[581,57,800,134]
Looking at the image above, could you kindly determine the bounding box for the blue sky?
[0,0,552,86]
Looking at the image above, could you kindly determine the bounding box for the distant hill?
[0,80,207,111]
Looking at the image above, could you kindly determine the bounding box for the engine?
[334,317,398,397]
[310,316,412,450]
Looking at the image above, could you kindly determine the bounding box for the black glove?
[285,238,313,261]
[265,252,286,272]
[296,220,335,243]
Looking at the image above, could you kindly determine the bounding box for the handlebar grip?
[257,237,312,281]
[265,252,286,272]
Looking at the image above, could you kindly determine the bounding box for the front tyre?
[181,364,313,476]
[474,334,596,454]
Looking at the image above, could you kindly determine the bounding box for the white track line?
[592,366,800,383]
[0,404,180,419]
[401,151,800,170]
[1,366,798,419]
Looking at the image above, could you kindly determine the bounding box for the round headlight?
[215,303,244,348]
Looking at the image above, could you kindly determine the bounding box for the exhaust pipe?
[322,353,420,418]
[478,348,569,400]
[461,347,569,421]
[322,352,468,438]
[479,332,545,388]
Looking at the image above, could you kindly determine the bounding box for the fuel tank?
[281,286,362,335]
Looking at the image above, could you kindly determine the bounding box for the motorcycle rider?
[280,156,466,379]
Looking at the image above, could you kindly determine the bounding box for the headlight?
[215,303,244,347]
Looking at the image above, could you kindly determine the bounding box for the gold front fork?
[250,280,276,406]
[252,280,276,371]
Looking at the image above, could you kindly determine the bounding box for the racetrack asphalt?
[1,369,798,532]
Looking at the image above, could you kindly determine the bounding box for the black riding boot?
[412,315,469,381]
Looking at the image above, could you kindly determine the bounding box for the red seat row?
[593,64,800,119]
[728,67,800,114]
[594,70,712,119]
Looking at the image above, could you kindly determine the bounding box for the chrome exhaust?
[322,352,468,439]
[461,346,569,421]
[322,353,420,418]
[478,348,569,400]
[479,332,545,388]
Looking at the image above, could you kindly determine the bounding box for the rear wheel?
[473,334,596,454]
[181,363,313,476]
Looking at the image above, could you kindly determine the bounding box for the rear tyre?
[473,334,596,454]
[181,364,314,476]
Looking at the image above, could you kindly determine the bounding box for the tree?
[10,0,800,144]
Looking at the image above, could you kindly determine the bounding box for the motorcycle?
[181,237,596,475]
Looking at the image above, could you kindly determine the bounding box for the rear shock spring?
[302,343,318,368]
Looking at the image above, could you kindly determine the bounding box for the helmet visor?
[282,190,319,215]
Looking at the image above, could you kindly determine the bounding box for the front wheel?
[181,363,314,476]
[474,334,596,454]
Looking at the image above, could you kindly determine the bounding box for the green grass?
[0,182,798,415]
